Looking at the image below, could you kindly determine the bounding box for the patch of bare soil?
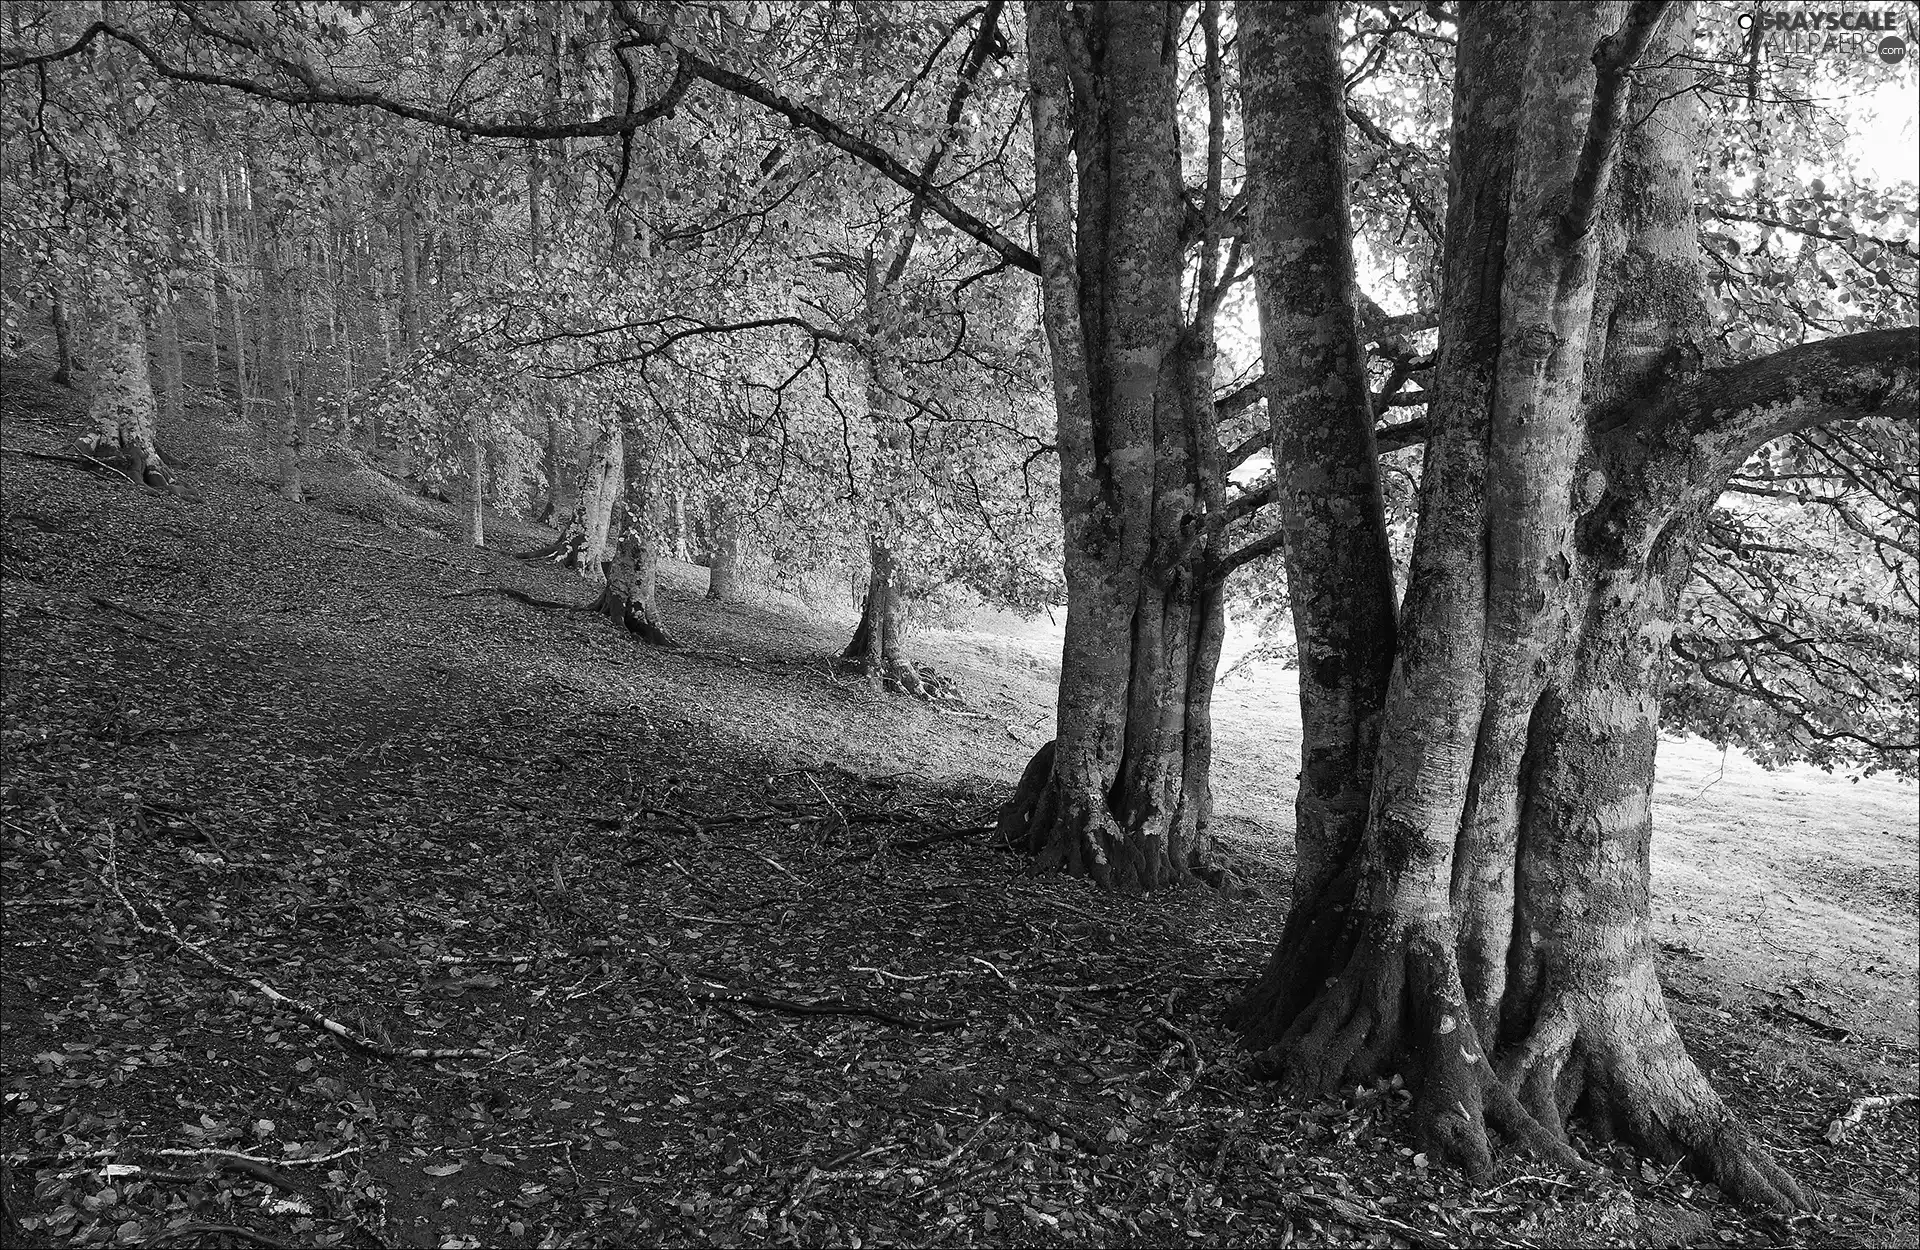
[3,358,1915,1249]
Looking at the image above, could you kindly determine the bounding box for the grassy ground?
[2,355,1916,1249]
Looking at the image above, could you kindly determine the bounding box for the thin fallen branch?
[143,1223,292,1250]
[894,823,994,853]
[691,985,958,1032]
[1284,1192,1446,1250]
[1825,1092,1918,1144]
[991,1093,1108,1156]
[88,596,172,630]
[444,585,586,612]
[84,815,492,1063]
[1,444,139,486]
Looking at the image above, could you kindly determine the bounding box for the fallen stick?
[991,1093,1108,1157]
[691,985,958,1032]
[1826,1092,1919,1144]
[894,824,994,853]
[444,585,585,612]
[84,816,492,1063]
[144,1223,292,1250]
[88,596,173,630]
[1,445,139,486]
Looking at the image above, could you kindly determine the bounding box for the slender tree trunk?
[50,285,77,386]
[469,414,486,547]
[251,168,303,502]
[154,294,184,434]
[225,179,253,422]
[199,197,223,397]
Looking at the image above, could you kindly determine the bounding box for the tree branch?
[0,19,695,140]
[1616,328,1919,486]
[1563,0,1671,240]
[613,4,1040,274]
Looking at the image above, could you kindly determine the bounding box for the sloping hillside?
[2,357,1915,1249]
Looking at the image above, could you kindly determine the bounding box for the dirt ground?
[3,354,1917,1249]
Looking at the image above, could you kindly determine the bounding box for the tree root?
[1242,922,1590,1184]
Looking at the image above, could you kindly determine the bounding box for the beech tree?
[1230,0,1916,1211]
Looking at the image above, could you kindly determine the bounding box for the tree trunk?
[706,499,746,603]
[154,294,184,434]
[50,284,78,386]
[576,419,622,576]
[79,267,179,494]
[590,415,676,646]
[469,413,486,547]
[1235,0,1399,987]
[1226,2,1917,1212]
[224,178,253,424]
[995,1,1229,891]
[251,170,303,503]
[841,537,933,697]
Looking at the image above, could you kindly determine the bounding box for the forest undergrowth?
[2,360,1916,1249]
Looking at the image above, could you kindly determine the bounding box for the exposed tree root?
[1498,977,1812,1212]
[1235,912,1806,1210]
[590,581,677,646]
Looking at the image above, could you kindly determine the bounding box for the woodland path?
[2,368,1916,1248]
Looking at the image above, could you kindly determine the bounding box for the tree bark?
[576,419,623,576]
[79,267,178,494]
[1229,1,1917,1211]
[706,498,746,603]
[996,1,1231,891]
[590,414,676,645]
[50,284,78,386]
[1235,1,1399,1007]
[250,165,303,503]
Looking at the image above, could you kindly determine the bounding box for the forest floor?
[1,357,1917,1250]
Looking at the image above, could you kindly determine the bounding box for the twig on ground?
[894,824,994,853]
[1826,1092,1919,1144]
[991,1093,1108,1156]
[444,585,587,612]
[1,445,139,486]
[88,596,172,630]
[81,813,492,1063]
[690,985,958,1032]
[142,1222,292,1249]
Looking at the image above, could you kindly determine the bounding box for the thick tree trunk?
[1228,2,1916,1212]
[998,1,1230,891]
[80,268,180,495]
[590,422,676,645]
